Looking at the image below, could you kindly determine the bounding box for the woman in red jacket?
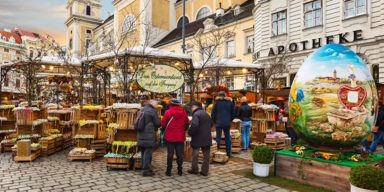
[161,98,189,176]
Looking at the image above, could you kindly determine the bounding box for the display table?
[275,150,384,192]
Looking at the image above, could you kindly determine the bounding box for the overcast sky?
[0,0,114,46]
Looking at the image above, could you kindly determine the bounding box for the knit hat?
[169,98,181,106]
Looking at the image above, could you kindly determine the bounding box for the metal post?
[104,68,107,107]
[80,62,84,109]
[262,69,265,105]
[189,59,194,102]
[108,74,111,105]
[254,71,258,103]
[182,0,186,54]
[28,63,32,107]
[124,55,128,103]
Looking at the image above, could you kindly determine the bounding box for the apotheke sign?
[136,64,184,93]
[254,30,363,60]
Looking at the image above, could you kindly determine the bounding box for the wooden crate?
[68,152,96,162]
[252,108,266,119]
[0,108,15,121]
[70,108,81,124]
[15,110,39,125]
[198,144,217,164]
[231,121,241,131]
[97,124,106,139]
[17,124,43,137]
[39,108,48,119]
[212,152,229,164]
[116,109,138,129]
[63,140,72,149]
[133,156,142,170]
[112,129,138,143]
[0,120,16,131]
[275,153,384,192]
[80,109,101,121]
[14,151,40,162]
[106,157,130,170]
[73,124,97,138]
[91,139,107,157]
[265,138,286,151]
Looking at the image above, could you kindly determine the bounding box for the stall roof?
[85,46,192,68]
[193,57,262,69]
[1,55,81,67]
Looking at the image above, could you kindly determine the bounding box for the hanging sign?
[136,65,184,93]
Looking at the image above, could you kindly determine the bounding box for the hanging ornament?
[114,58,119,65]
[151,59,155,68]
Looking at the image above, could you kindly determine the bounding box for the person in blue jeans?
[211,91,235,157]
[237,97,253,150]
[370,101,384,152]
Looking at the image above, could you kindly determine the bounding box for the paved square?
[0,147,290,192]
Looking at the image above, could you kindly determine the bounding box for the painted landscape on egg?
[289,44,377,149]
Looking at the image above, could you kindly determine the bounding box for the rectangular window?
[272,10,286,36]
[304,0,322,28]
[246,36,254,54]
[4,48,9,53]
[30,50,34,58]
[226,41,235,58]
[16,50,20,54]
[16,79,20,88]
[344,0,366,18]
[86,29,92,34]
[202,46,215,61]
[4,78,9,87]
[226,77,234,90]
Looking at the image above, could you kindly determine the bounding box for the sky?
[296,44,373,82]
[0,0,114,46]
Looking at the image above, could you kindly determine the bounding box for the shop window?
[372,65,379,83]
[29,50,34,58]
[202,46,215,61]
[344,0,366,18]
[273,78,286,88]
[272,10,286,36]
[226,41,235,58]
[4,78,9,87]
[226,76,234,90]
[196,7,211,20]
[290,73,297,86]
[177,16,190,28]
[16,79,20,88]
[246,36,254,54]
[70,6,72,16]
[4,48,9,53]
[304,0,322,28]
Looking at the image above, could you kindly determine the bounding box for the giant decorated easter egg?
[289,44,377,150]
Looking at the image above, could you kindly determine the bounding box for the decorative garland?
[204,85,230,96]
[0,105,15,109]
[47,75,70,84]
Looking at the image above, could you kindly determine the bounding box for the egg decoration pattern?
[289,44,377,150]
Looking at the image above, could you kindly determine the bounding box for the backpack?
[134,111,146,132]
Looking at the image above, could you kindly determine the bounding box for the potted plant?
[251,145,274,177]
[349,164,384,192]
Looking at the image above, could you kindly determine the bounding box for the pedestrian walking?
[370,101,384,152]
[237,97,252,150]
[135,100,161,177]
[188,101,212,176]
[161,98,189,176]
[211,91,235,157]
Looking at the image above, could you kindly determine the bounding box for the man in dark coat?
[211,91,235,156]
[188,101,212,176]
[136,100,161,177]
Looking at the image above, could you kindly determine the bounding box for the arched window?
[196,7,211,20]
[86,6,91,16]
[177,16,190,28]
[121,14,136,34]
[69,38,73,49]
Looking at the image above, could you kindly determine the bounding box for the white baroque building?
[253,0,384,86]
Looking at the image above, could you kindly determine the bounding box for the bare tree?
[188,19,238,99]
[262,52,292,89]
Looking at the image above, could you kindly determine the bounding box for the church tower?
[65,0,103,58]
[333,69,337,79]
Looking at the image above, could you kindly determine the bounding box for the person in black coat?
[370,101,384,152]
[188,101,212,176]
[136,100,161,177]
[237,97,252,150]
[211,91,235,156]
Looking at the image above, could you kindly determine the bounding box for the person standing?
[188,101,212,176]
[211,91,235,157]
[135,100,161,177]
[237,97,252,150]
[161,99,189,176]
[370,102,384,152]
[281,98,300,145]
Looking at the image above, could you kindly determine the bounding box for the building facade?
[253,0,384,88]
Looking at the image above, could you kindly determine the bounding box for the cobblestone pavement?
[0,146,292,192]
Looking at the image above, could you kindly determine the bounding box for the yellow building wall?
[152,0,170,30]
[79,23,98,53]
[78,3,84,14]
[176,3,192,24]
[94,8,100,17]
[118,0,141,49]
[157,17,254,64]
[231,0,247,7]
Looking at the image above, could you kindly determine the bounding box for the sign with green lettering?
[136,65,184,93]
